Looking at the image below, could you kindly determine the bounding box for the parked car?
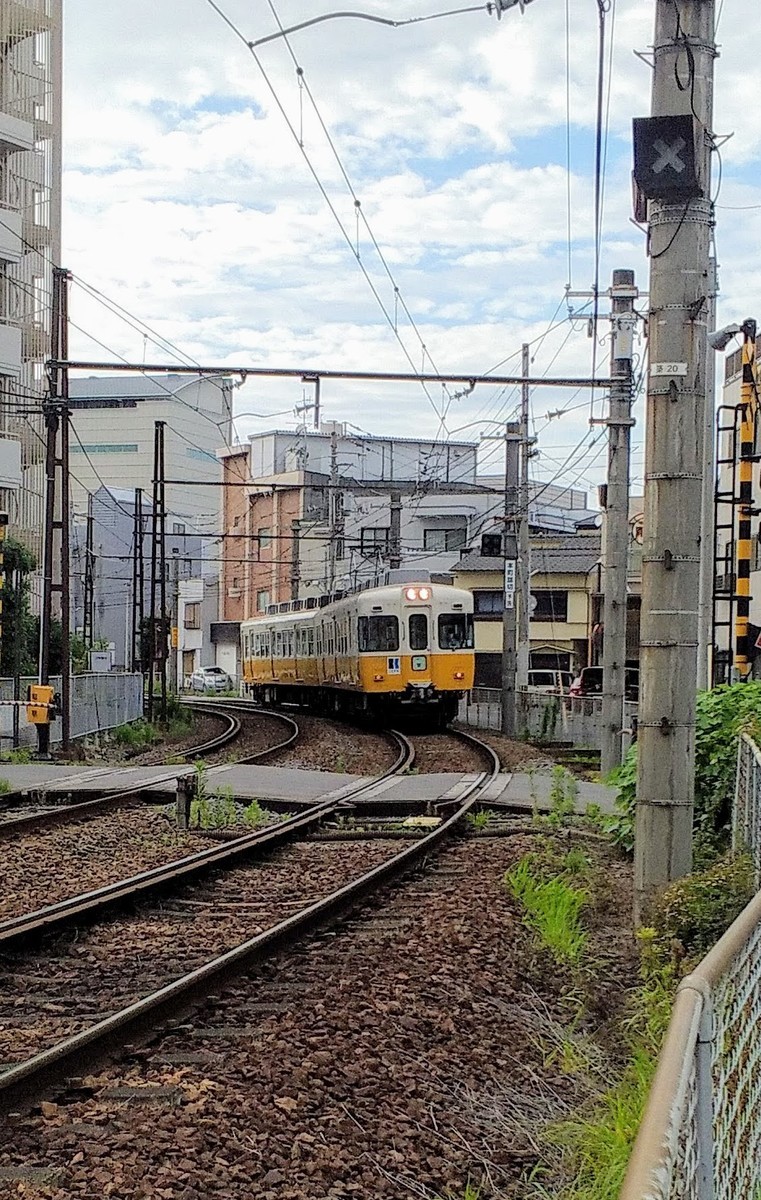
[527,669,574,694]
[568,666,639,701]
[189,666,233,693]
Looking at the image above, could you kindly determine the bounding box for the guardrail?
[461,687,638,753]
[620,732,761,1198]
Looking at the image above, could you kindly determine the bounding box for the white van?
[527,669,574,694]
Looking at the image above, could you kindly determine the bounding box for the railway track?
[0,729,495,1114]
[0,704,300,839]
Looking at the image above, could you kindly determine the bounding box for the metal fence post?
[695,989,716,1200]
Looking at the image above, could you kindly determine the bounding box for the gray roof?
[453,535,601,576]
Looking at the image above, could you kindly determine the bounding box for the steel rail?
[0,729,412,949]
[0,749,497,1113]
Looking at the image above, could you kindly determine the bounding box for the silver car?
[189,666,233,693]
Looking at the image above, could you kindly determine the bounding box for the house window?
[184,603,200,630]
[173,522,186,535]
[257,589,270,612]
[360,527,391,553]
[473,590,504,616]
[423,527,467,552]
[33,189,48,227]
[32,275,45,324]
[258,528,272,549]
[481,533,502,557]
[531,590,569,622]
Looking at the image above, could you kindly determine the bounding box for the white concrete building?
[68,374,234,531]
[0,0,61,556]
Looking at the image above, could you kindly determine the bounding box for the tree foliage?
[607,682,761,855]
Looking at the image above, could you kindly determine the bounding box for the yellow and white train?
[240,576,475,724]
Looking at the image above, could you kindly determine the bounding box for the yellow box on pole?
[171,626,178,649]
[27,684,54,725]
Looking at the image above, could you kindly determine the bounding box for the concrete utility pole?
[633,0,716,914]
[328,430,338,591]
[517,344,532,688]
[170,549,180,694]
[501,423,520,736]
[696,256,719,691]
[600,270,637,777]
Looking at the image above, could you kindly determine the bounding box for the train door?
[407,607,432,681]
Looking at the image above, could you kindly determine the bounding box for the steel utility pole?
[389,491,402,572]
[501,423,521,736]
[517,345,532,688]
[131,488,144,675]
[38,266,72,755]
[600,270,637,777]
[170,549,180,694]
[633,0,716,913]
[147,422,168,723]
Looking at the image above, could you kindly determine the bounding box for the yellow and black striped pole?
[735,320,758,678]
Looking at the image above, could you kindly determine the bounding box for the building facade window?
[70,443,139,454]
[184,603,200,630]
[531,590,569,622]
[257,589,270,612]
[422,527,467,552]
[258,528,272,550]
[172,522,186,535]
[473,589,504,617]
[360,527,390,553]
[481,533,502,557]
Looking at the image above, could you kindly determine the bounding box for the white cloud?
[62,0,761,496]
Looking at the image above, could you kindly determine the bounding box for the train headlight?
[454,671,465,680]
[405,587,418,601]
[418,586,430,600]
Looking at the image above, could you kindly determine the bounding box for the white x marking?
[652,136,687,174]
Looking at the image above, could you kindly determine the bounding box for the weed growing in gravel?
[534,929,677,1200]
[0,777,11,795]
[506,856,588,964]
[114,719,159,750]
[466,809,492,834]
[0,747,32,764]
[547,766,578,828]
[335,754,346,773]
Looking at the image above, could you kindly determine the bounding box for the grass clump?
[537,929,676,1200]
[0,777,11,795]
[466,809,492,834]
[113,718,159,750]
[0,747,32,764]
[506,853,588,965]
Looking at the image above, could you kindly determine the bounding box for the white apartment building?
[0,0,61,556]
[68,374,234,532]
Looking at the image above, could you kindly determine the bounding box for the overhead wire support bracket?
[52,360,610,390]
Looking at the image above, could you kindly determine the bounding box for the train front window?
[358,615,399,652]
[438,613,474,650]
[409,613,428,651]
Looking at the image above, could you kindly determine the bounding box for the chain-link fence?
[620,732,761,1199]
[0,673,144,748]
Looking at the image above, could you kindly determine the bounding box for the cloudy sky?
[63,0,761,498]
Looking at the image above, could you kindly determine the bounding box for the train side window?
[409,614,428,651]
[438,613,474,650]
[358,614,399,652]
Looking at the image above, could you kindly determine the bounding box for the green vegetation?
[466,809,492,833]
[113,718,160,751]
[548,766,579,828]
[646,851,754,959]
[0,747,33,764]
[505,852,589,965]
[607,682,761,856]
[0,777,11,795]
[538,929,677,1200]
